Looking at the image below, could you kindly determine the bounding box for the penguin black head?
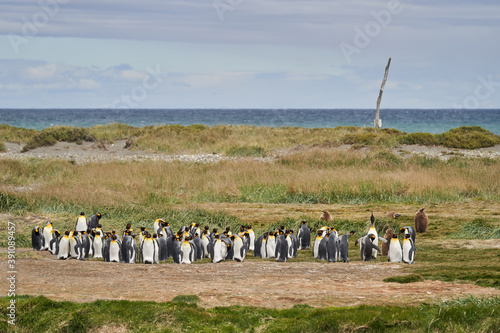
[400,228,406,234]
[204,226,209,230]
[392,234,399,239]
[97,212,102,218]
[370,234,376,240]
[64,231,70,236]
[141,227,146,231]
[350,230,356,236]
[80,212,85,216]
[213,228,218,233]
[301,221,307,225]
[225,226,231,232]
[125,223,132,229]
[247,225,252,229]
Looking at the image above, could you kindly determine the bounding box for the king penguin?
[69,231,83,260]
[274,231,288,262]
[247,225,255,251]
[108,234,122,263]
[211,234,223,263]
[75,212,88,233]
[48,230,61,255]
[338,231,356,262]
[232,235,247,262]
[326,229,339,262]
[88,212,102,230]
[297,221,311,250]
[368,213,379,259]
[141,233,156,264]
[180,236,195,264]
[400,226,416,246]
[266,232,277,258]
[313,230,323,259]
[31,226,44,251]
[402,233,415,264]
[356,234,381,262]
[387,234,402,263]
[57,231,71,260]
[92,229,103,259]
[41,220,53,250]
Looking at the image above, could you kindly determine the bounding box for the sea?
[0,109,499,134]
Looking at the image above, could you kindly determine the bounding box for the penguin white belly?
[260,239,267,258]
[248,231,255,251]
[233,239,245,262]
[93,236,103,258]
[142,240,155,264]
[58,237,70,259]
[402,240,413,263]
[76,217,87,232]
[181,242,192,264]
[369,228,378,259]
[42,227,52,250]
[69,238,79,258]
[388,240,402,263]
[266,237,276,258]
[213,240,224,263]
[153,241,160,264]
[313,237,322,258]
[286,236,293,258]
[202,237,210,258]
[109,241,120,262]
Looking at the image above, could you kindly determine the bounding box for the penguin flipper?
[372,244,381,253]
[378,236,388,244]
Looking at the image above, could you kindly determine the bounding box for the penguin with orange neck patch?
[31,226,44,251]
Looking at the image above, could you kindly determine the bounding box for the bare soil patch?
[1,250,498,308]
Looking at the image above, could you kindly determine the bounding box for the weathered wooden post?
[374,57,391,129]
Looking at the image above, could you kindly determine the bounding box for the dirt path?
[2,250,498,308]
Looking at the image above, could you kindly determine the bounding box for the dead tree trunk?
[374,58,391,129]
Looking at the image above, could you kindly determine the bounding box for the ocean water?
[0,109,499,134]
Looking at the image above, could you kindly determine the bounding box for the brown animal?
[381,228,394,255]
[320,211,333,222]
[414,208,428,233]
[385,211,401,219]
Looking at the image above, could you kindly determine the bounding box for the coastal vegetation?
[1,123,499,153]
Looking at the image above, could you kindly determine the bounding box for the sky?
[0,0,499,109]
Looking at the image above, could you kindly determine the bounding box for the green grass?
[0,141,5,152]
[1,296,498,332]
[2,124,499,154]
[447,219,500,239]
[383,274,424,284]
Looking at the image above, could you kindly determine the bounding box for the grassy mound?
[21,126,97,152]
[399,126,500,149]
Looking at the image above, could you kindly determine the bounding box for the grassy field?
[1,295,499,332]
[1,124,499,331]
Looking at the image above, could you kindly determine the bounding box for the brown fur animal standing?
[381,228,394,256]
[320,211,333,222]
[414,208,428,233]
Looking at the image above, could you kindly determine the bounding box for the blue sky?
[0,0,499,109]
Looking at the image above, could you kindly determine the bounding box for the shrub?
[21,126,96,152]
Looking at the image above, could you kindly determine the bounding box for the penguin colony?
[31,210,424,264]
